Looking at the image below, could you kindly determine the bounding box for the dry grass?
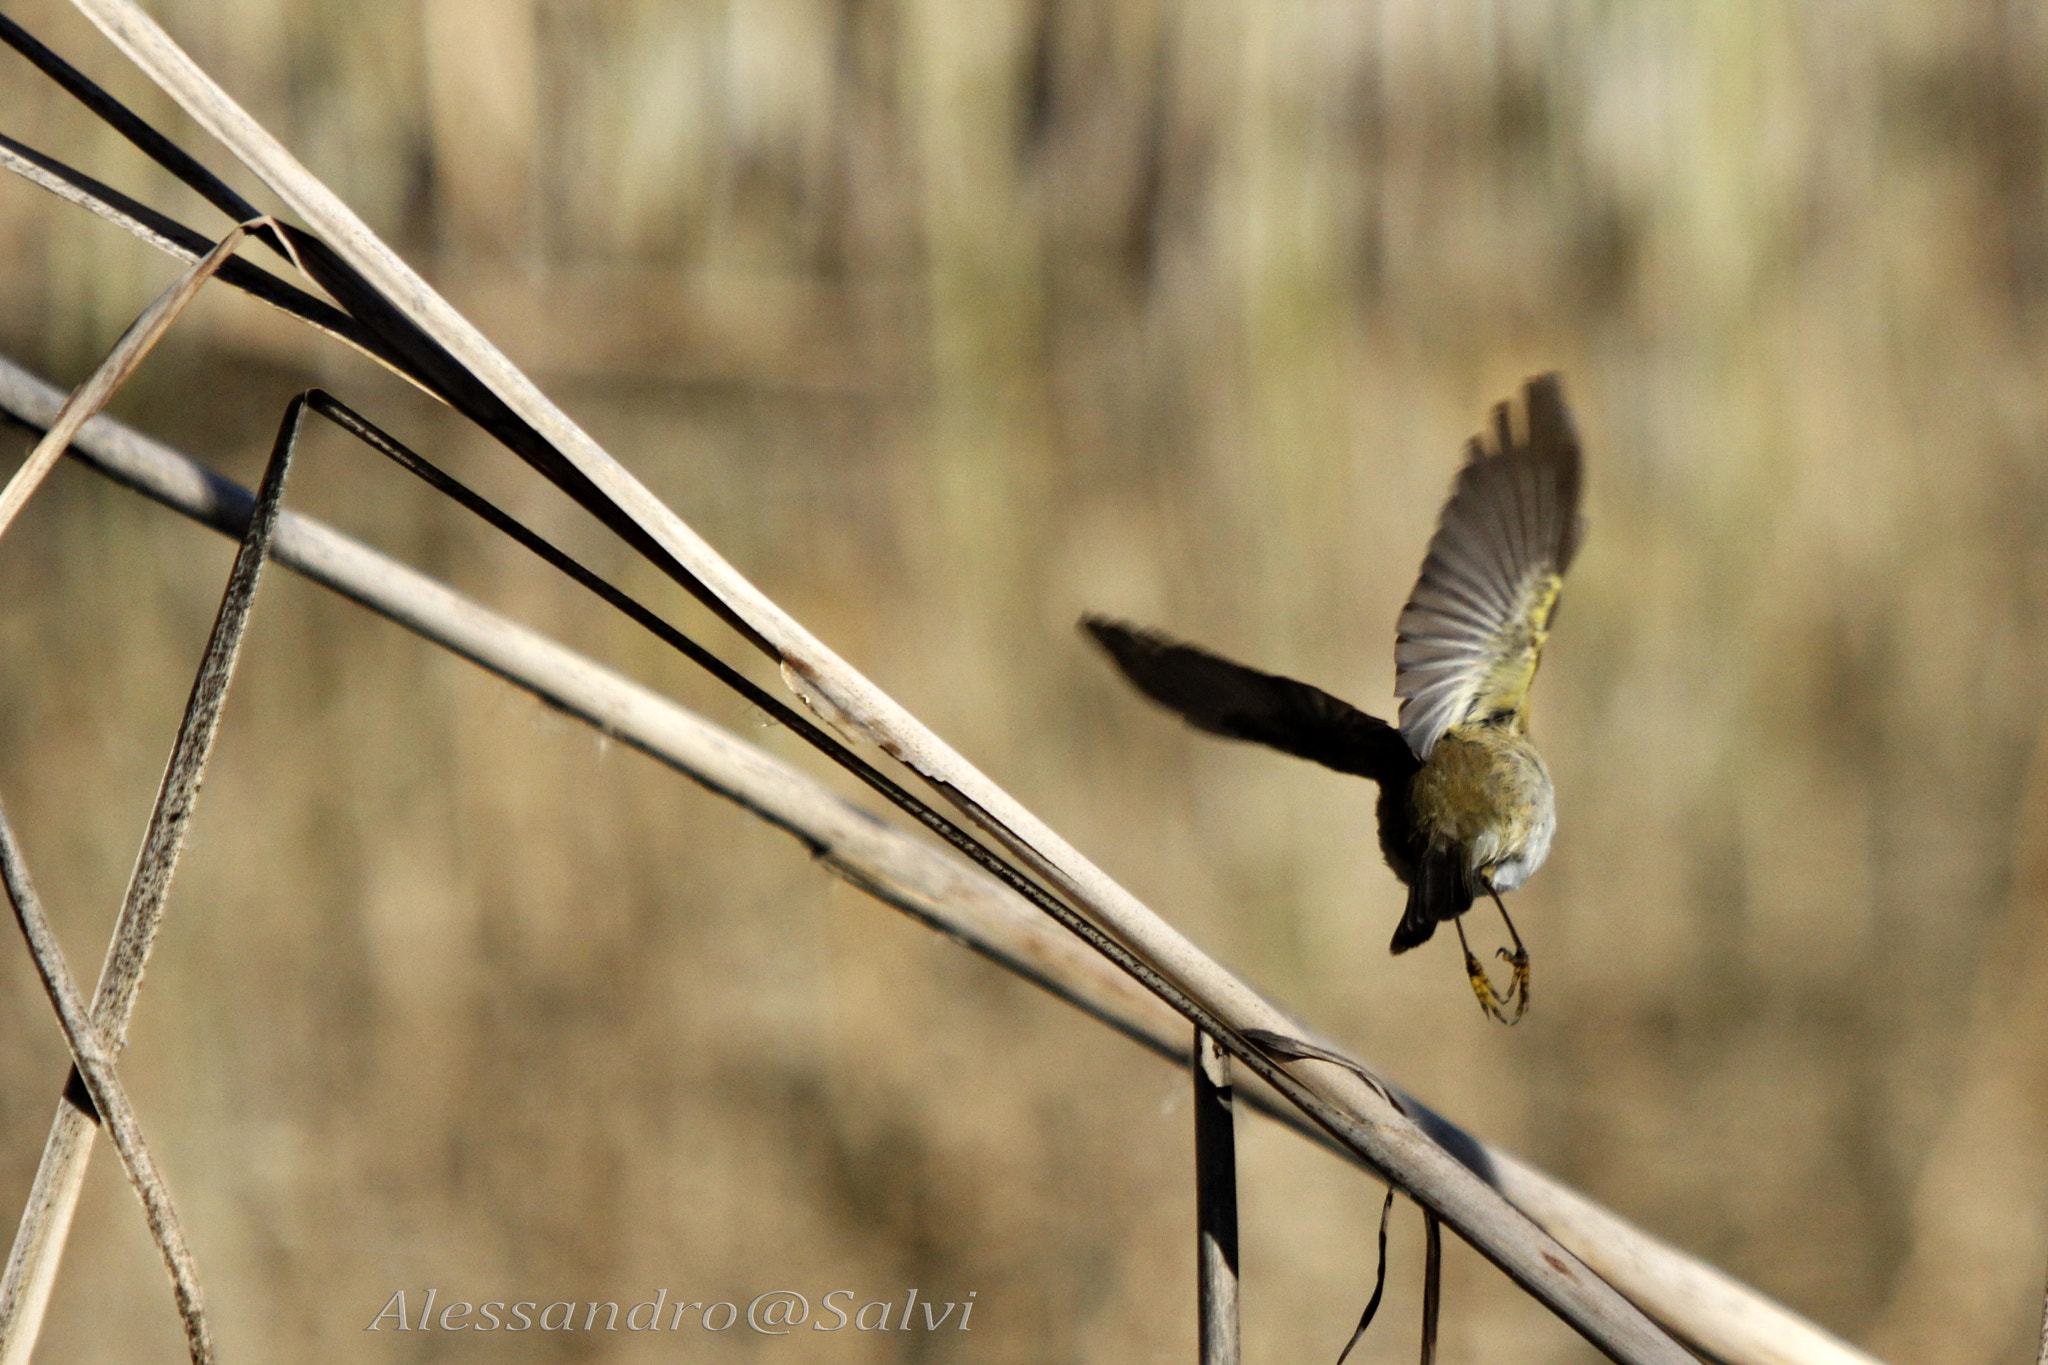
[2,0,2047,1361]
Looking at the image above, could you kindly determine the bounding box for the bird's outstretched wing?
[1084,617,1417,784]
[1394,374,1584,760]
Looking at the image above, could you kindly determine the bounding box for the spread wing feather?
[1394,374,1584,759]
[1084,618,1418,785]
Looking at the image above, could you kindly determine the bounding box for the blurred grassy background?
[2,0,2047,1360]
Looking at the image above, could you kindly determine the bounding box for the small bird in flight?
[1084,374,1584,1023]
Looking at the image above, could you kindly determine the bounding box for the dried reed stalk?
[0,354,1883,1365]
[2038,1270,2048,1365]
[1195,1031,1240,1365]
[0,806,213,1365]
[0,387,298,1365]
[0,220,255,542]
[1422,1212,1443,1365]
[0,132,394,367]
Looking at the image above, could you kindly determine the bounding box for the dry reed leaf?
[0,220,260,544]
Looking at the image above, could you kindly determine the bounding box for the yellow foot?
[1499,945,1529,1023]
[1461,947,1529,1025]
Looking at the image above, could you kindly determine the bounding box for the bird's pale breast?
[1406,725,1555,891]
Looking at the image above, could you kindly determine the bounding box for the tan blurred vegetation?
[3,0,2048,1360]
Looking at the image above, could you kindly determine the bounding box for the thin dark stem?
[0,132,382,358]
[1336,1189,1398,1365]
[1195,1030,1240,1365]
[1421,1212,1442,1365]
[0,9,273,244]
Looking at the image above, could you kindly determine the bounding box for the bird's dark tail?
[1390,848,1472,954]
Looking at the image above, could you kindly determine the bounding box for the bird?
[1083,374,1583,1023]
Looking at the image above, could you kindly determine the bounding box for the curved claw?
[1453,914,1528,1025]
[1497,946,1530,1023]
[1460,947,1525,1025]
[1481,888,1533,1023]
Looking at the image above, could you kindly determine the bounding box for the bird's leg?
[1452,911,1520,1025]
[1486,887,1530,1023]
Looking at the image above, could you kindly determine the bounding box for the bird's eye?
[1483,708,1516,727]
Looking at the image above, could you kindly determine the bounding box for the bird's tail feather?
[1389,848,1472,954]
